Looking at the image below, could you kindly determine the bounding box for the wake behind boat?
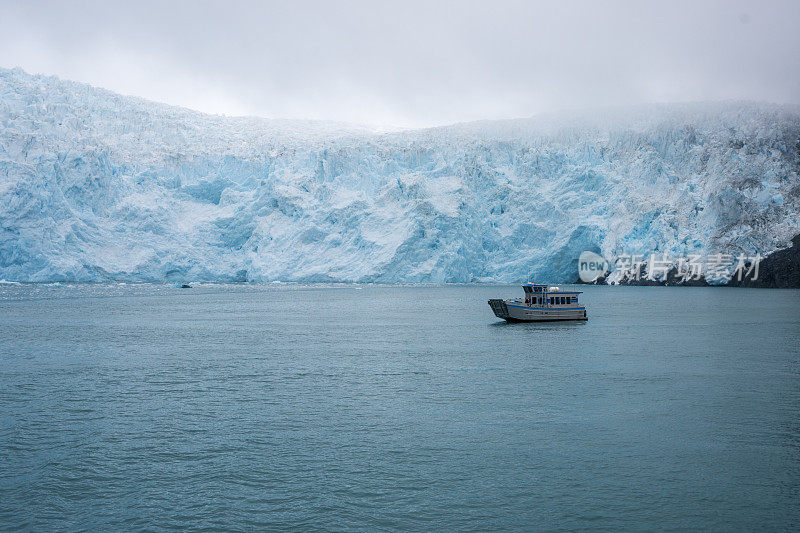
[489,283,587,322]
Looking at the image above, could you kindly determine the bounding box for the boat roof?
[522,283,582,294]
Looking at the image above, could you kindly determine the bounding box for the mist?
[1,0,799,127]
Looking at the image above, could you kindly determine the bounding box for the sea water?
[0,284,798,530]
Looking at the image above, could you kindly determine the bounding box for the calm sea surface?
[0,283,798,531]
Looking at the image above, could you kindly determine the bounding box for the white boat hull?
[488,299,587,322]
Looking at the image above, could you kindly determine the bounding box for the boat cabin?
[522,284,581,308]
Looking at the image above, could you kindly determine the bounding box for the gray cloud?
[1,0,798,127]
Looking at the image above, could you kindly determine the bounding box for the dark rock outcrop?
[727,234,800,288]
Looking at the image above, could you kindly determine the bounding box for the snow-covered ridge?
[1,67,799,282]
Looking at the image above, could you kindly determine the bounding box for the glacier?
[1,67,799,283]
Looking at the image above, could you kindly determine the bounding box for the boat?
[488,283,587,322]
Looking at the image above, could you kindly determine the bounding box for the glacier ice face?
[1,67,799,283]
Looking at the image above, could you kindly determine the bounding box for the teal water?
[0,284,798,531]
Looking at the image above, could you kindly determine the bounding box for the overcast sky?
[1,0,799,128]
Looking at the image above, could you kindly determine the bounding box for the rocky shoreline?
[726,234,800,288]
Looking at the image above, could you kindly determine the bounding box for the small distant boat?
[488,283,587,322]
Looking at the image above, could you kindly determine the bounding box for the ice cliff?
[1,67,799,283]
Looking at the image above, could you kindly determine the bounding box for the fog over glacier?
[1,68,799,283]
